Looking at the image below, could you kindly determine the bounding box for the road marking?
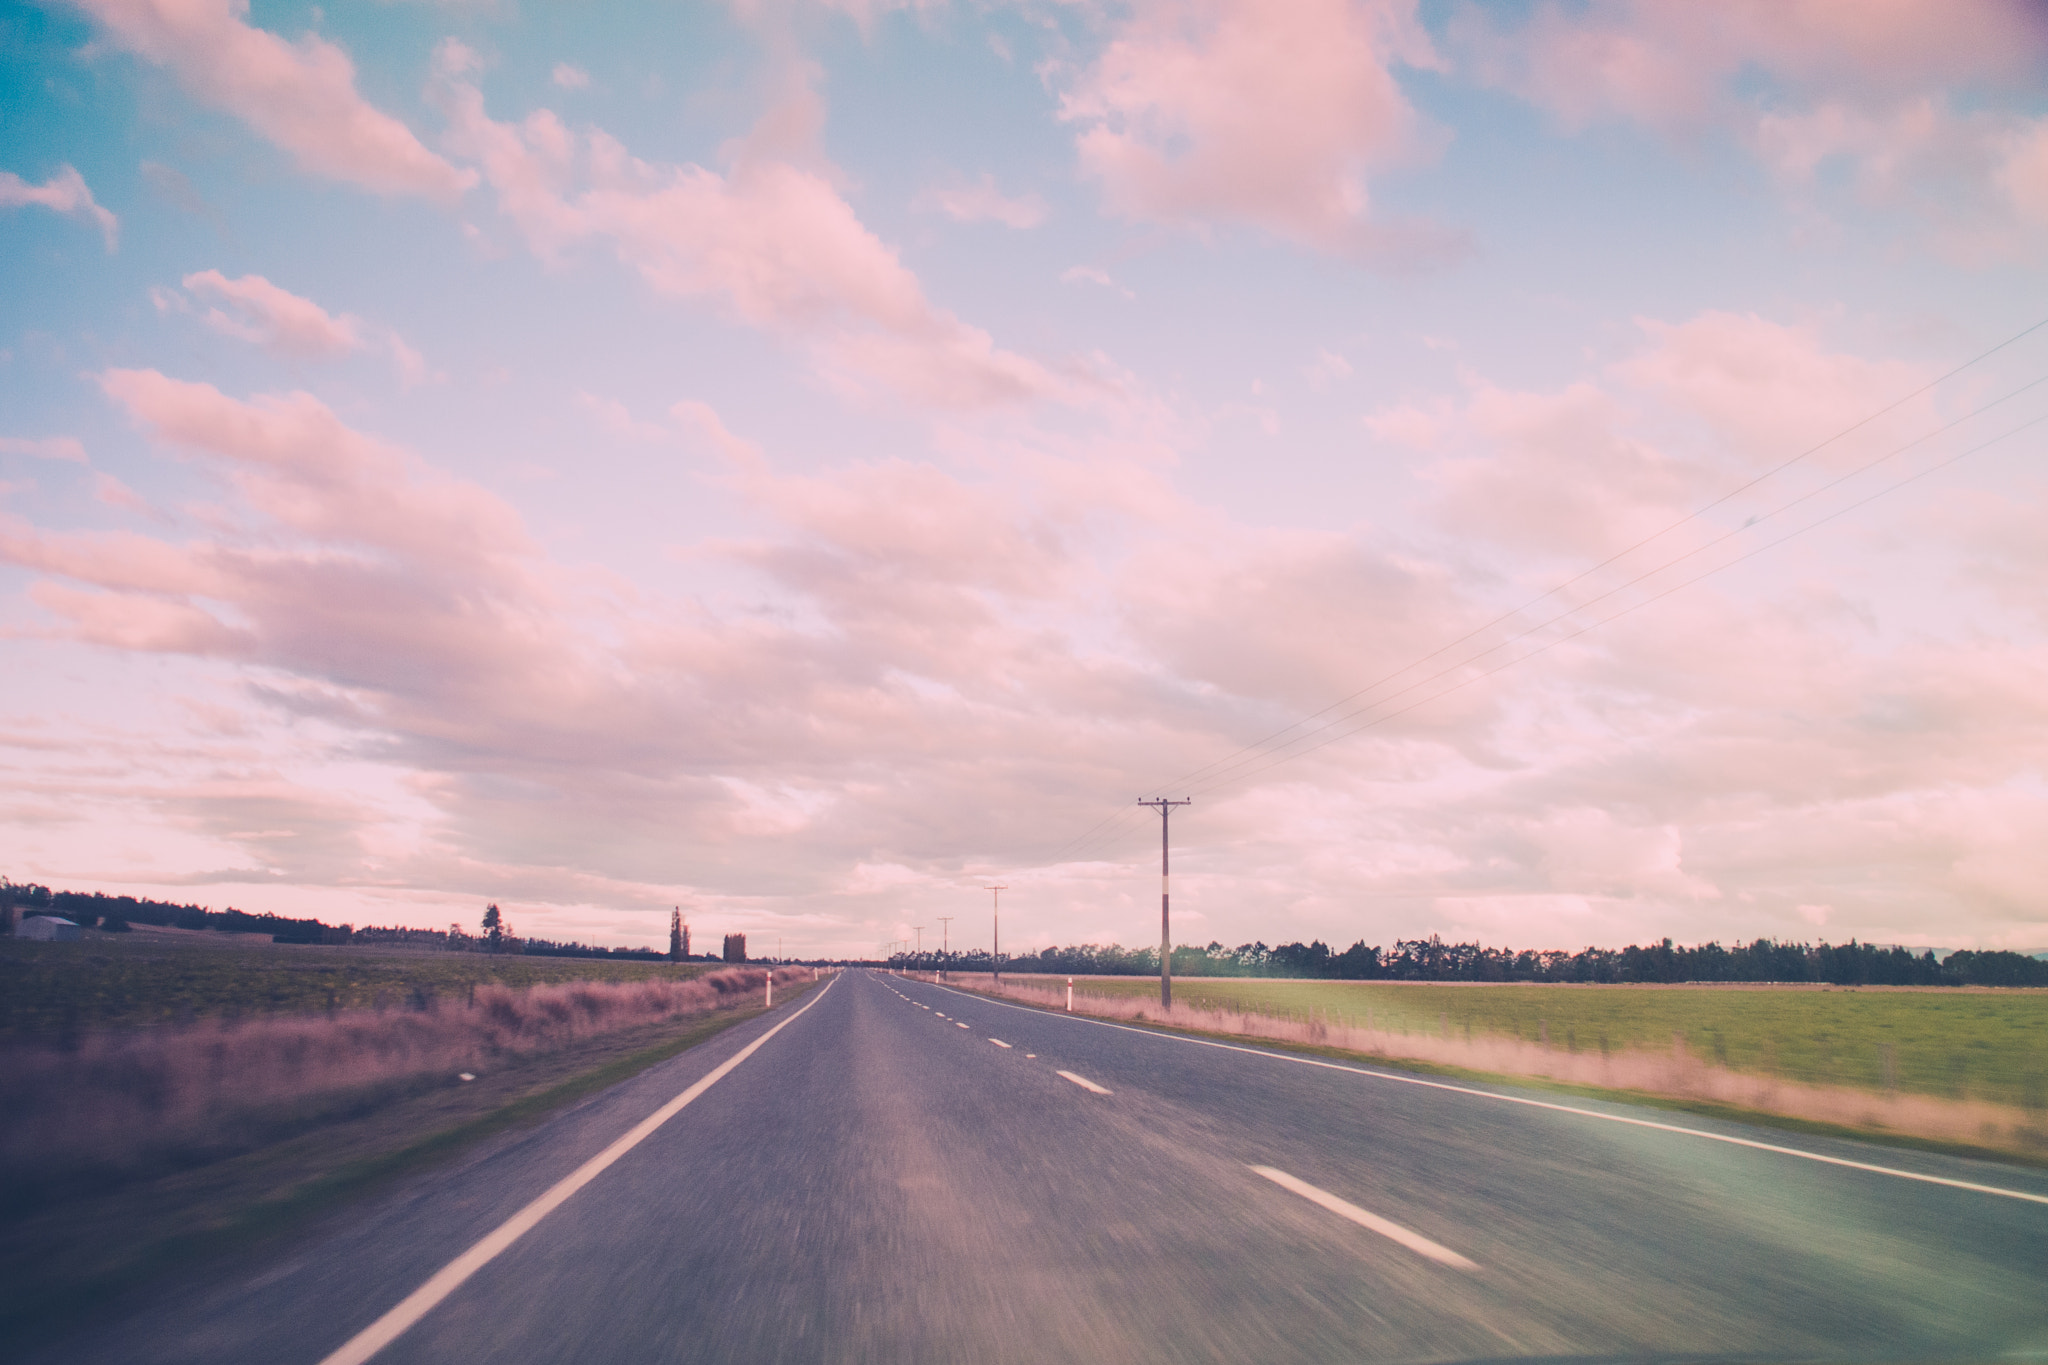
[956,1022,970,1029]
[1025,1053,1036,1058]
[1250,1166,1476,1268]
[925,983,2048,1209]
[989,1038,1012,1048]
[315,975,840,1365]
[1059,1070,1112,1094]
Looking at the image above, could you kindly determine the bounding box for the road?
[27,969,2048,1363]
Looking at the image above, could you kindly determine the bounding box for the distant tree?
[723,932,747,963]
[483,903,504,954]
[669,908,685,962]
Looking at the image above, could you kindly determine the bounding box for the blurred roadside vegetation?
[0,932,707,1044]
[1066,976,2048,1110]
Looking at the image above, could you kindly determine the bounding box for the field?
[0,926,713,1043]
[0,976,824,1345]
[0,926,829,1341]
[1050,976,2048,1109]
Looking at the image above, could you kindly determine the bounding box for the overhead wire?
[1147,312,2048,801]
[1039,315,2048,868]
[1165,371,2048,802]
[1187,407,2048,797]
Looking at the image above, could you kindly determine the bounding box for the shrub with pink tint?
[0,966,814,1190]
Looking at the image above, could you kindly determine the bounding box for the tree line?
[889,933,2048,987]
[0,882,694,962]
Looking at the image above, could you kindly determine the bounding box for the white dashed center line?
[1249,1166,1476,1269]
[1058,1070,1111,1094]
[989,1038,1011,1048]
[956,1022,970,1029]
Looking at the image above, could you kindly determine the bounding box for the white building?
[18,915,80,942]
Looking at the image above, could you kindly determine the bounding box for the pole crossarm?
[1138,799,1191,1009]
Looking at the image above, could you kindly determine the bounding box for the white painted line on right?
[926,984,2048,1209]
[1059,1069,1112,1094]
[1251,1166,1476,1269]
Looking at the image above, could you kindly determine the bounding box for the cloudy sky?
[4,0,2047,959]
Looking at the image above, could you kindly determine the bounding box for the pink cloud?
[912,173,1048,228]
[1058,0,1456,259]
[1426,380,1701,560]
[1458,0,2048,132]
[182,269,362,357]
[1456,0,2048,254]
[72,0,474,201]
[0,435,89,463]
[431,45,1072,409]
[7,333,2044,954]
[0,164,118,249]
[1410,311,1943,564]
[576,391,670,443]
[1614,312,1932,464]
[162,270,438,384]
[95,369,532,571]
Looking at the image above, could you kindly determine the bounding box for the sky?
[3,0,2048,961]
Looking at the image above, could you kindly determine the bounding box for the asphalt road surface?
[28,969,2048,1364]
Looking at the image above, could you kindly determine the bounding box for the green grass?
[1058,977,2048,1108]
[0,929,711,1043]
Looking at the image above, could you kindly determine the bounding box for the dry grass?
[0,929,718,1042]
[0,970,829,1347]
[936,972,2048,1158]
[0,965,810,1204]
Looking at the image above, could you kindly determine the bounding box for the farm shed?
[18,915,81,942]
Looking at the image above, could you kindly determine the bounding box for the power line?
[1124,313,2048,807]
[1040,319,2048,868]
[1169,375,2048,803]
[1178,407,2048,799]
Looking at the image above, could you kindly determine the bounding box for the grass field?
[0,927,712,1043]
[0,975,825,1347]
[1056,976,2048,1108]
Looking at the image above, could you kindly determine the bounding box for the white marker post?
[1066,977,1074,1012]
[766,971,773,1008]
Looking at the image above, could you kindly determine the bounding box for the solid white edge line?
[1251,1166,1476,1268]
[920,982,2048,1209]
[1058,1069,1112,1094]
[315,974,840,1365]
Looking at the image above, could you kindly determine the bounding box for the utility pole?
[914,925,924,963]
[1138,798,1190,1009]
[936,916,953,980]
[985,885,1007,987]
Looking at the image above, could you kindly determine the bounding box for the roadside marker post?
[1067,978,1074,1012]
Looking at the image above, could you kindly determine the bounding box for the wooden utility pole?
[1138,799,1190,1008]
[985,886,1006,986]
[937,916,953,980]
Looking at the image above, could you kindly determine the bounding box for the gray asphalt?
[27,969,2048,1363]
